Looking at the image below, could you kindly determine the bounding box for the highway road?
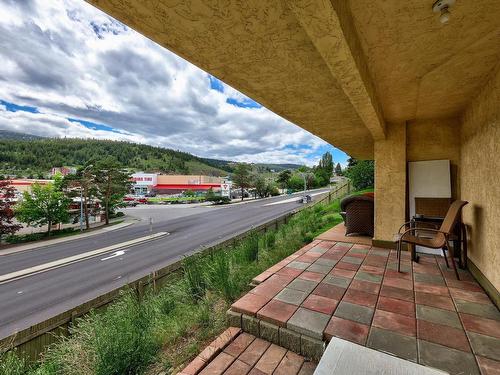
[0,189,330,339]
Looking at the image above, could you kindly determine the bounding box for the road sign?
[221,182,232,197]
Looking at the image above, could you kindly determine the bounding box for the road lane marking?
[0,232,169,284]
[101,250,125,261]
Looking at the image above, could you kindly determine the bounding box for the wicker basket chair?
[340,195,374,237]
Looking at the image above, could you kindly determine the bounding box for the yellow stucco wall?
[374,122,406,241]
[460,65,500,292]
[406,118,461,199]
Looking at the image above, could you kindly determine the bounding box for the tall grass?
[0,197,344,375]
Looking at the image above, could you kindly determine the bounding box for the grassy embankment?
[0,189,376,375]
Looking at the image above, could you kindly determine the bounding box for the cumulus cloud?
[0,0,346,166]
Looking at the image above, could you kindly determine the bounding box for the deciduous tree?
[15,176,71,236]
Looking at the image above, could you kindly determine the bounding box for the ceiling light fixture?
[432,0,456,24]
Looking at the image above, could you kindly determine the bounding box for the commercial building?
[130,173,223,195]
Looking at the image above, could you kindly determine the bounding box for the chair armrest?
[398,221,413,233]
[399,227,449,242]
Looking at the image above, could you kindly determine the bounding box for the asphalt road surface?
[0,189,330,339]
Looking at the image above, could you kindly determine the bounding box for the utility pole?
[79,188,84,232]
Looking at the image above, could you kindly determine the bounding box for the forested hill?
[0,136,232,177]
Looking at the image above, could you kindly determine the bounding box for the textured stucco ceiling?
[86,0,500,159]
[349,0,500,122]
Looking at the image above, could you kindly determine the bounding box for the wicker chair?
[395,200,468,279]
[340,195,374,237]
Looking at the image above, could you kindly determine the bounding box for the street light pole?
[80,188,84,232]
[300,172,307,203]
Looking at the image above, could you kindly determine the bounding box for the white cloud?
[0,0,340,166]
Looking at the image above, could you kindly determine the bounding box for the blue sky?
[0,0,349,167]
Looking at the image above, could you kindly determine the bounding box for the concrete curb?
[0,220,136,256]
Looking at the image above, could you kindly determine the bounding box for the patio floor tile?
[380,285,414,302]
[455,299,500,321]
[360,265,385,275]
[414,273,445,286]
[355,271,383,283]
[416,305,462,329]
[330,268,356,278]
[322,274,351,288]
[224,333,255,357]
[342,256,364,265]
[312,283,346,300]
[446,279,484,293]
[250,282,284,299]
[377,296,415,317]
[418,340,480,375]
[275,267,303,279]
[460,313,500,338]
[415,292,455,311]
[449,288,493,305]
[372,309,416,337]
[386,262,411,272]
[224,359,251,375]
[334,301,374,325]
[232,293,271,315]
[254,344,287,374]
[383,277,413,291]
[273,351,304,375]
[301,294,338,315]
[298,362,316,375]
[239,338,271,366]
[257,300,298,327]
[306,263,333,274]
[468,332,500,361]
[288,261,311,270]
[335,261,360,271]
[274,288,308,306]
[417,319,471,352]
[253,271,273,284]
[385,269,412,280]
[287,307,331,339]
[324,316,370,345]
[296,253,321,263]
[476,356,500,375]
[349,279,381,295]
[287,278,318,293]
[267,274,295,288]
[314,258,338,267]
[199,352,235,375]
[298,271,325,282]
[343,288,378,308]
[367,327,417,362]
[414,282,450,296]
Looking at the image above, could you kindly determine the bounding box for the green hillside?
[0,135,231,177]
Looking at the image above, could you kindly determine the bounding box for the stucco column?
[373,122,407,244]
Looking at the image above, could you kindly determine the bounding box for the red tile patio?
[227,239,500,375]
[177,328,316,375]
